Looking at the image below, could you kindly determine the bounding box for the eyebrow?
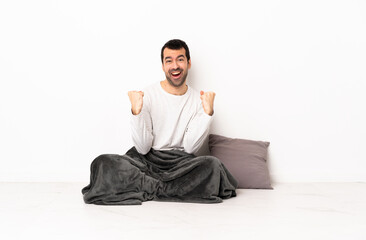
[164,55,186,61]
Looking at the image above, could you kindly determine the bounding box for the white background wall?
[1,0,365,183]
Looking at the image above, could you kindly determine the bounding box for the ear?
[188,59,191,69]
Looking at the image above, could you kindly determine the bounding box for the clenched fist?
[200,91,215,116]
[128,91,144,115]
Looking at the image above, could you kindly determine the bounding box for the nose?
[172,60,179,69]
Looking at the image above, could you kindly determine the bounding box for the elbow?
[133,138,152,155]
[132,133,153,155]
[184,135,207,155]
[135,145,151,155]
[184,144,197,155]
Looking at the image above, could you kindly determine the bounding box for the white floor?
[0,182,365,240]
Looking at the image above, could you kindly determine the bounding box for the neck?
[160,80,188,95]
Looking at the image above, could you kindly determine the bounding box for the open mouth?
[170,70,182,79]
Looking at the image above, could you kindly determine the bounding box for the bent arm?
[183,107,214,154]
[130,107,154,155]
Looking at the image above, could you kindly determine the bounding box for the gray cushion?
[208,134,273,189]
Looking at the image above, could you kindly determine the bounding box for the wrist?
[205,109,214,116]
[131,108,141,115]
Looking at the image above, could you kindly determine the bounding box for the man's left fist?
[200,91,215,116]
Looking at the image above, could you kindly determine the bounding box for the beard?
[165,69,189,87]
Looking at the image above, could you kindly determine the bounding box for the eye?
[178,58,184,61]
[166,60,172,63]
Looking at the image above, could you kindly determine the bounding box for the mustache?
[169,68,183,73]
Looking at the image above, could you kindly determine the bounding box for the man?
[82,39,237,205]
[128,39,216,155]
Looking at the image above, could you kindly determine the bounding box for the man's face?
[162,48,191,88]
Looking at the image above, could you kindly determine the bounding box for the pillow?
[208,134,272,189]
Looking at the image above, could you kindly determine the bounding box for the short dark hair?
[161,39,190,63]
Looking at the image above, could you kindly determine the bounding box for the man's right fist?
[128,91,144,115]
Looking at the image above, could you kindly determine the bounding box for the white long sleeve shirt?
[130,81,214,155]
